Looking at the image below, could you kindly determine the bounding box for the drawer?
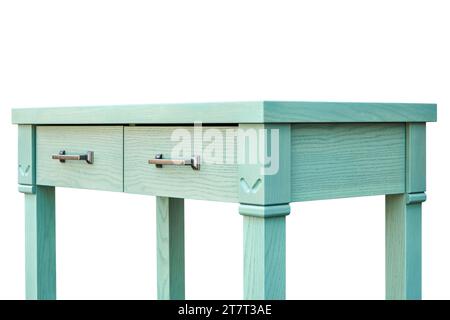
[124,126,238,202]
[37,126,123,191]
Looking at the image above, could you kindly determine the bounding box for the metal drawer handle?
[52,150,94,164]
[148,154,200,170]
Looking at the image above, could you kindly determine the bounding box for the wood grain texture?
[157,197,185,300]
[12,101,436,124]
[263,101,437,123]
[18,125,35,185]
[125,126,238,202]
[238,124,291,205]
[291,123,406,201]
[406,123,426,193]
[25,185,56,300]
[12,102,263,124]
[385,121,426,300]
[243,214,286,299]
[36,126,123,192]
[386,194,422,300]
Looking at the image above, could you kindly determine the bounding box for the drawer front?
[124,126,238,202]
[37,126,123,191]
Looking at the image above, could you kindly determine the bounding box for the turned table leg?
[156,196,185,300]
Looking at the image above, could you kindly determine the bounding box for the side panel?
[291,123,405,201]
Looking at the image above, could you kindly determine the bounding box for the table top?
[12,101,437,124]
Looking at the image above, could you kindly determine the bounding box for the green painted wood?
[263,101,437,123]
[19,184,36,194]
[36,126,123,192]
[25,185,56,300]
[239,204,291,218]
[156,197,185,300]
[242,207,288,300]
[238,123,291,299]
[386,193,423,300]
[291,123,406,201]
[12,101,436,125]
[18,125,36,185]
[125,126,237,202]
[386,121,426,300]
[12,102,263,124]
[12,101,436,301]
[406,123,426,193]
[238,124,291,205]
[407,192,427,204]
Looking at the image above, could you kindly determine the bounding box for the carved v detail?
[240,178,262,194]
[19,164,31,177]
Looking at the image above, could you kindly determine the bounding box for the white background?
[0,0,448,300]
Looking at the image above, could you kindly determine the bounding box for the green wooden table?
[12,101,437,300]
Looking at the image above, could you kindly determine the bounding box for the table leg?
[156,196,185,300]
[240,204,290,300]
[385,123,427,300]
[386,193,425,300]
[23,185,56,300]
